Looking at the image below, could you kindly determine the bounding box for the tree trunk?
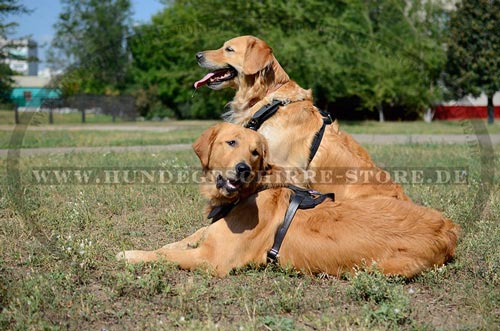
[377,103,385,122]
[14,106,19,125]
[423,107,435,123]
[487,93,494,124]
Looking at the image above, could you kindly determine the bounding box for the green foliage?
[48,0,132,95]
[444,0,500,98]
[348,269,413,329]
[113,263,174,297]
[0,0,29,38]
[0,62,13,102]
[444,0,500,123]
[348,0,448,121]
[128,0,447,119]
[259,316,297,331]
[0,0,30,102]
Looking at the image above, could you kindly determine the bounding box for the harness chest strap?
[207,185,335,264]
[266,192,304,262]
[267,185,335,263]
[308,109,333,164]
[244,100,334,163]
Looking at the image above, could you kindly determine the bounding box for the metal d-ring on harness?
[266,185,335,263]
[244,100,334,164]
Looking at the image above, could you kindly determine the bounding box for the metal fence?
[12,94,137,124]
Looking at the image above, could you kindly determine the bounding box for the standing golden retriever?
[194,35,408,201]
[117,123,459,278]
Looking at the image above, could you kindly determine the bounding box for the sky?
[10,0,165,72]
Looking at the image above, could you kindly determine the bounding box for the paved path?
[0,144,191,157]
[352,133,500,144]
[0,124,185,132]
[1,134,499,158]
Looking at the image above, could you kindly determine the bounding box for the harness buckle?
[267,248,279,262]
[325,113,333,124]
[247,119,258,130]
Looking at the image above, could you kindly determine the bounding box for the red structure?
[433,93,500,120]
[434,105,500,120]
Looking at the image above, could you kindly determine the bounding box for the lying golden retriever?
[117,123,459,278]
[195,35,408,200]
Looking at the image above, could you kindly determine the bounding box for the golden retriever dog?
[117,123,459,278]
[194,35,408,201]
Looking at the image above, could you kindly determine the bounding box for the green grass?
[0,110,126,125]
[341,119,500,134]
[1,140,499,330]
[1,120,499,150]
[0,128,210,149]
[2,109,500,140]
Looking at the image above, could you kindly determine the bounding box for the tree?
[127,0,351,119]
[444,0,500,124]
[128,0,448,120]
[0,0,29,102]
[48,0,132,95]
[345,0,447,122]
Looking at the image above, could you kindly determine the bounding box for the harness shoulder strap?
[244,100,334,165]
[245,100,284,131]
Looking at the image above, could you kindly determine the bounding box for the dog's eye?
[251,149,260,157]
[226,140,237,147]
[225,46,234,52]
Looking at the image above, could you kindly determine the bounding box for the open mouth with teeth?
[194,66,237,89]
[216,175,242,193]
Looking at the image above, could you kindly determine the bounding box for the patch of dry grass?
[0,142,498,330]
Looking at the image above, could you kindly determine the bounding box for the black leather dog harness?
[266,185,335,263]
[207,185,335,263]
[244,100,334,164]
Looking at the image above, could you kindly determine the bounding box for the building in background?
[433,93,500,120]
[0,38,38,76]
[10,75,60,109]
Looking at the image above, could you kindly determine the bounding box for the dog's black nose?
[196,52,204,61]
[235,162,251,179]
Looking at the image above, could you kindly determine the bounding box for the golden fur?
[117,124,459,278]
[195,35,408,200]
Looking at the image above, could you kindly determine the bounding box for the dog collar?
[244,100,284,131]
[207,198,240,223]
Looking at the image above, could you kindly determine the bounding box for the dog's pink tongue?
[194,72,215,89]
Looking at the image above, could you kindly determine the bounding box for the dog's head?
[193,123,270,203]
[194,35,274,90]
[193,123,268,203]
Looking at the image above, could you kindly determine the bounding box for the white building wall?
[1,38,38,76]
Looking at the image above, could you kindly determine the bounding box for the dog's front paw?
[115,250,143,262]
[115,250,156,263]
[115,251,127,261]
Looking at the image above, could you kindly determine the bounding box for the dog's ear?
[243,37,273,75]
[192,125,219,169]
[259,139,271,172]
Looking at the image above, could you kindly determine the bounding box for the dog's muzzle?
[215,162,252,193]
